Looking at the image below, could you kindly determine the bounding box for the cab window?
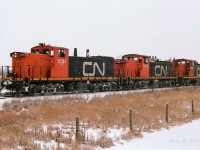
[59,49,65,57]
[36,49,40,53]
[31,49,36,53]
[138,58,142,64]
[181,61,185,64]
[43,49,49,54]
[31,49,41,53]
[133,57,138,61]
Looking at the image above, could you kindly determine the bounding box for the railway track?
[0,85,193,99]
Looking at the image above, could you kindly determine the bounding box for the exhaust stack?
[74,48,77,57]
[86,49,90,57]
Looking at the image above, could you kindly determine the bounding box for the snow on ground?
[0,87,199,149]
[0,97,12,110]
[86,127,129,141]
[32,119,200,150]
[0,89,149,109]
[0,87,177,109]
[103,119,200,150]
[27,123,129,150]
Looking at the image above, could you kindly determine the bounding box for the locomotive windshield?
[31,49,36,53]
[181,61,186,64]
[31,49,50,54]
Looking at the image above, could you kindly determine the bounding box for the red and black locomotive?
[1,43,200,96]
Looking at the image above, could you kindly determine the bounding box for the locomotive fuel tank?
[69,56,114,78]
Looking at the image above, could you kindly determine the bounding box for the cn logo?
[155,65,168,76]
[83,62,105,76]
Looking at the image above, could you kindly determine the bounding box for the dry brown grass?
[1,87,200,149]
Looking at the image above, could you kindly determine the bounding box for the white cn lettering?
[155,65,168,76]
[83,62,105,76]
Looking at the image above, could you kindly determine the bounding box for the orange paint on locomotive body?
[173,59,194,77]
[114,54,150,78]
[11,44,69,79]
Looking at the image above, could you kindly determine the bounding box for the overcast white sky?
[1,0,200,65]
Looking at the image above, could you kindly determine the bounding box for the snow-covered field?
[0,86,199,149]
[103,119,200,150]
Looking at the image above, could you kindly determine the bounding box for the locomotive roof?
[151,60,172,63]
[69,56,114,59]
[91,56,114,58]
[174,58,194,62]
[32,45,68,50]
[123,54,149,58]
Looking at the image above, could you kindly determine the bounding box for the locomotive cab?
[11,43,69,79]
[115,54,150,78]
[30,43,69,78]
[173,59,194,77]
